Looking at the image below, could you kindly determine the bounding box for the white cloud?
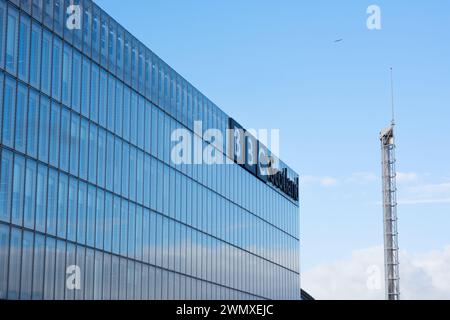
[399,182,450,205]
[398,198,450,205]
[302,246,450,300]
[346,172,378,184]
[397,172,419,183]
[302,171,420,188]
[408,182,450,195]
[302,175,339,187]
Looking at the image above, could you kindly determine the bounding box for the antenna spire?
[390,67,395,126]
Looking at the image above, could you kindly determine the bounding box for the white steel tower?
[380,68,400,300]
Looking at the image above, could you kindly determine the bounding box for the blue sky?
[95,0,450,299]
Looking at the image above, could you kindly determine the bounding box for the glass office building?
[0,0,300,300]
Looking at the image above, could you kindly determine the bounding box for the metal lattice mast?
[380,68,400,300]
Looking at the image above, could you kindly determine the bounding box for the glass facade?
[0,0,300,300]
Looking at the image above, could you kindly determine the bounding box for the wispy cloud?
[398,198,450,205]
[302,172,450,207]
[302,175,339,187]
[302,246,450,300]
[346,172,378,184]
[407,182,450,195]
[399,182,450,205]
[397,172,419,183]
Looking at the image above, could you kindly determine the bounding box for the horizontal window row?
[0,146,300,273]
[0,224,300,300]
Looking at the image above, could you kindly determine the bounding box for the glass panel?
[54,240,66,299]
[104,192,113,252]
[38,96,50,163]
[65,242,75,300]
[52,36,62,100]
[129,146,136,201]
[108,20,116,72]
[122,87,130,141]
[77,181,87,245]
[90,64,99,123]
[0,224,9,300]
[118,258,126,300]
[129,92,137,145]
[142,208,149,263]
[110,255,119,299]
[91,6,99,61]
[107,75,115,132]
[24,159,37,229]
[136,151,143,205]
[29,22,41,88]
[115,81,123,137]
[102,253,111,299]
[120,199,128,256]
[137,97,145,149]
[32,0,43,22]
[79,119,88,180]
[143,154,150,208]
[0,2,6,69]
[60,107,70,172]
[100,13,107,67]
[88,123,98,184]
[5,6,18,74]
[67,177,78,242]
[81,57,91,117]
[43,0,53,28]
[62,44,72,106]
[8,228,22,299]
[86,185,96,247]
[126,260,134,299]
[11,154,25,226]
[21,230,34,300]
[128,203,135,259]
[105,132,113,191]
[85,248,94,299]
[95,189,104,249]
[69,113,80,176]
[35,164,47,233]
[112,196,120,254]
[144,101,151,153]
[53,0,64,35]
[2,76,16,148]
[41,30,52,95]
[43,237,55,300]
[32,233,45,300]
[98,69,107,127]
[97,128,106,188]
[57,173,68,238]
[82,0,91,55]
[47,168,58,235]
[75,246,85,300]
[15,83,28,153]
[94,251,103,300]
[116,26,123,78]
[72,0,82,50]
[49,101,61,167]
[18,14,30,81]
[121,142,129,198]
[26,89,39,158]
[71,51,81,112]
[135,206,143,261]
[123,34,130,84]
[113,137,121,194]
